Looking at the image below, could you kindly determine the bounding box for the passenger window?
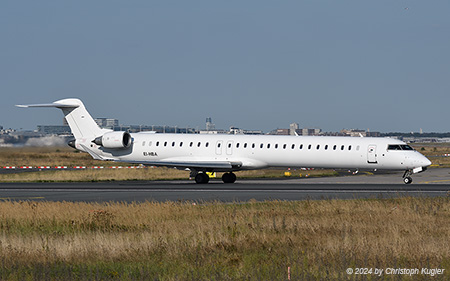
[299,144,303,149]
[260,143,263,149]
[180,142,183,147]
[275,144,278,149]
[291,144,295,149]
[267,143,271,149]
[333,145,336,150]
[244,143,248,148]
[164,141,167,147]
[206,142,209,147]
[341,145,344,150]
[156,141,159,147]
[172,142,175,147]
[356,145,360,151]
[228,143,232,148]
[283,144,287,149]
[252,143,255,148]
[190,142,193,147]
[236,143,240,148]
[198,142,201,147]
[218,143,221,148]
[149,141,152,146]
[316,144,320,150]
[308,144,312,150]
[142,141,146,146]
[348,145,352,150]
[325,145,328,150]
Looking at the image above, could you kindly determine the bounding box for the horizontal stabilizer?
[16,102,80,108]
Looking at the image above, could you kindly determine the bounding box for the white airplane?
[17,98,432,184]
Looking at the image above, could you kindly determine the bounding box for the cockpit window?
[388,144,414,151]
[400,145,414,150]
[387,145,401,150]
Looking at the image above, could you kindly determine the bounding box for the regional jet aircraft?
[17,99,431,184]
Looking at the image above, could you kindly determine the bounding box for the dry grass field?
[0,198,448,280]
[0,147,99,167]
[412,143,450,168]
[0,147,337,182]
[0,145,449,280]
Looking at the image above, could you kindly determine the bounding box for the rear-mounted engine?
[93,131,132,149]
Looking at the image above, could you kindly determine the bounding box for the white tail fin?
[17,98,108,139]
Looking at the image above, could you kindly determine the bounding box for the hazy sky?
[1,1,449,133]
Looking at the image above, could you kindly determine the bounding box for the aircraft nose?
[423,157,432,167]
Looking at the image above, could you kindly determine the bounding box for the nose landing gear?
[402,170,413,184]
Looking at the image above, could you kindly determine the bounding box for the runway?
[0,168,449,202]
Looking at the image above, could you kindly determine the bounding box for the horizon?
[1,1,449,132]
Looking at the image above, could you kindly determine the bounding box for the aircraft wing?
[120,159,243,170]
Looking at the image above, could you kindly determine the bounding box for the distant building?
[95,118,119,129]
[341,129,381,137]
[199,130,227,134]
[37,125,72,135]
[114,125,196,134]
[302,128,321,136]
[271,129,290,135]
[290,123,299,136]
[341,129,366,137]
[229,127,263,135]
[206,117,215,131]
[366,131,381,137]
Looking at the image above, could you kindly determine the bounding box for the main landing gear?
[221,172,237,184]
[192,171,237,184]
[194,173,210,184]
[402,170,413,185]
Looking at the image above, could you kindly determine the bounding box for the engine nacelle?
[93,131,132,149]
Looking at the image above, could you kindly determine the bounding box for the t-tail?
[16,98,113,153]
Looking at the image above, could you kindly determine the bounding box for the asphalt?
[0,168,449,202]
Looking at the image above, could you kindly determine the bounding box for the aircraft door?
[216,141,223,155]
[367,144,377,164]
[226,141,234,155]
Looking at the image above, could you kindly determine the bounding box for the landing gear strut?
[222,172,237,184]
[402,170,413,185]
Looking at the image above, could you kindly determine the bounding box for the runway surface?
[0,168,449,202]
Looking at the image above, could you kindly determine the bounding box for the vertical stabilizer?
[17,98,108,139]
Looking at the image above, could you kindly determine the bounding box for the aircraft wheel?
[403,176,413,184]
[195,173,209,184]
[222,172,237,184]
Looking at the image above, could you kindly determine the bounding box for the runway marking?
[418,179,450,184]
[0,189,447,193]
[0,197,45,200]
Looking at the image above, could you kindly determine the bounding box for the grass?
[0,146,338,182]
[0,167,338,182]
[412,143,450,168]
[0,198,449,280]
[0,146,449,279]
[0,147,99,167]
